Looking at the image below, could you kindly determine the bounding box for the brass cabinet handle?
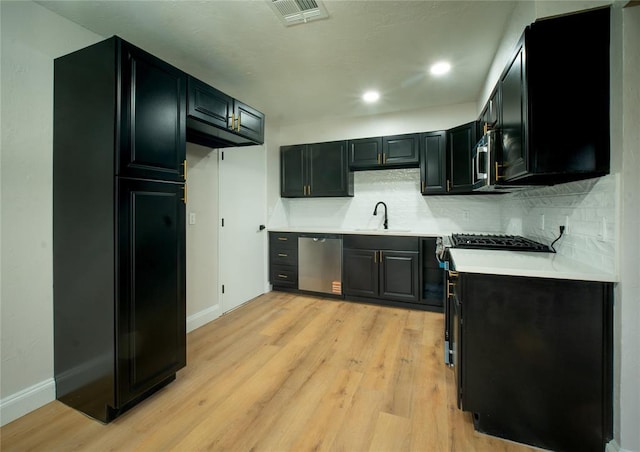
[447,180,451,192]
[181,185,187,204]
[374,250,378,263]
[422,180,425,192]
[495,161,504,180]
[277,253,288,257]
[377,154,381,165]
[236,115,241,132]
[182,159,187,181]
[383,154,387,164]
[229,113,235,129]
[446,281,455,298]
[277,274,288,279]
[277,237,288,241]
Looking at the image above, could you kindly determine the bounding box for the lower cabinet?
[343,235,419,304]
[269,232,298,289]
[54,178,186,423]
[454,272,613,452]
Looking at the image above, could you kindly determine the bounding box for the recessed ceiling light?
[362,91,380,103]
[430,61,451,76]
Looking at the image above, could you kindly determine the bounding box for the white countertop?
[268,228,617,282]
[268,227,446,237]
[449,248,617,282]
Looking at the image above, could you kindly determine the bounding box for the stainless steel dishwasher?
[298,234,342,295]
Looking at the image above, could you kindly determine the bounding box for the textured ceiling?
[38,1,518,126]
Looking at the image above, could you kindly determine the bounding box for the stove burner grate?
[451,234,551,252]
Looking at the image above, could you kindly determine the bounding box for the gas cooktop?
[451,234,552,252]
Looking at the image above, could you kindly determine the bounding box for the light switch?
[189,212,196,225]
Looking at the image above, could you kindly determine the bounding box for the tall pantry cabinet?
[53,37,186,422]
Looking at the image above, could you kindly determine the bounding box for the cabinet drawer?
[343,234,419,251]
[269,232,299,248]
[270,265,297,287]
[271,248,297,266]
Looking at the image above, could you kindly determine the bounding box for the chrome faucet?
[373,201,388,229]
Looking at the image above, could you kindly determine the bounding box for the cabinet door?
[447,122,476,193]
[420,131,447,195]
[379,250,419,302]
[348,137,382,170]
[119,43,186,182]
[281,145,306,197]
[187,76,233,130]
[117,178,186,407]
[308,141,351,197]
[343,248,379,298]
[382,133,420,168]
[234,100,265,144]
[500,40,528,181]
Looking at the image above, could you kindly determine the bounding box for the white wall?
[185,144,220,332]
[617,5,640,450]
[0,1,104,425]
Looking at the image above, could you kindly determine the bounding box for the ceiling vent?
[268,0,329,26]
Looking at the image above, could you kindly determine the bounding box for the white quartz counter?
[268,228,617,282]
[267,227,446,237]
[449,248,617,283]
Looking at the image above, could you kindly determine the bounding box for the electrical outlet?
[189,212,196,225]
[598,217,607,242]
[540,214,545,231]
[463,210,470,222]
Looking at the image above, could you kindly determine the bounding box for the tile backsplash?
[269,169,618,271]
[501,174,618,272]
[269,168,504,234]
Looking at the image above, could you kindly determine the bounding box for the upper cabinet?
[447,122,478,194]
[119,41,187,182]
[420,131,447,195]
[497,7,610,184]
[281,141,354,198]
[186,76,265,148]
[348,133,419,170]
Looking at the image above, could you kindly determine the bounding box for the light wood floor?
[1,292,537,451]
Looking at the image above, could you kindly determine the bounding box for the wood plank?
[0,292,538,452]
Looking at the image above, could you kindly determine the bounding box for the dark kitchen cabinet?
[348,133,419,170]
[269,232,299,289]
[343,235,419,304]
[479,87,500,134]
[186,75,265,148]
[420,131,447,195]
[447,122,477,193]
[456,272,613,452]
[119,40,186,182]
[116,179,186,407]
[348,137,382,170]
[498,7,610,184]
[280,141,353,198]
[53,36,186,423]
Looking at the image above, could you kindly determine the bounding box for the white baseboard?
[187,304,220,333]
[0,378,55,427]
[607,439,636,452]
[0,307,219,428]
